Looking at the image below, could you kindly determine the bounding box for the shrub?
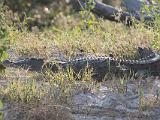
[0,4,9,71]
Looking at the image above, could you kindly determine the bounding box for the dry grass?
[1,6,160,119]
[8,15,156,60]
[0,67,97,120]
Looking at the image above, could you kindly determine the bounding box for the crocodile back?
[59,56,130,80]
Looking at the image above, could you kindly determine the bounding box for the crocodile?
[2,49,160,81]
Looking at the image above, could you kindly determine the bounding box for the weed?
[138,84,144,111]
[0,100,3,120]
[78,0,97,31]
[0,68,45,103]
[119,76,128,93]
[0,4,9,71]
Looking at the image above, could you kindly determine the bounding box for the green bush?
[4,0,71,29]
[0,4,9,70]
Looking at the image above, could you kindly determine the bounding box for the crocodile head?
[138,47,155,59]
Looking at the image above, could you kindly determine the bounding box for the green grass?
[0,100,3,120]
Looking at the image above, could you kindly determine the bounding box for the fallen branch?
[77,0,153,24]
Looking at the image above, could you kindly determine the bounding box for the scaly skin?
[52,53,160,79]
[2,52,160,80]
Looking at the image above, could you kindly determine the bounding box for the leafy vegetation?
[0,4,9,72]
[0,99,3,120]
[0,0,160,119]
